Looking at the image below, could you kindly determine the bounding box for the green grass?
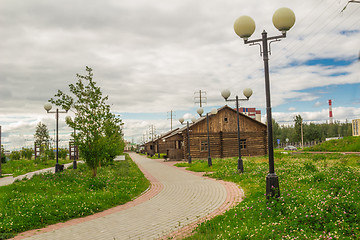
[178,153,360,239]
[147,153,167,159]
[1,159,72,177]
[0,154,150,239]
[305,136,360,152]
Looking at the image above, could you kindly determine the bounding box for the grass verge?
[1,159,72,177]
[0,154,149,239]
[305,136,360,152]
[177,153,360,239]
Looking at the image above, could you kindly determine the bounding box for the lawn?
[0,158,72,177]
[0,154,150,239]
[177,153,360,239]
[305,136,360,152]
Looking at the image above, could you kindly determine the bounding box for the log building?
[145,105,267,160]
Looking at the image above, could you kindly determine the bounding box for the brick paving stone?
[12,153,243,240]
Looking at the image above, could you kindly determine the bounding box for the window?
[240,139,247,149]
[176,140,182,149]
[200,140,208,151]
[224,117,228,123]
[150,145,153,150]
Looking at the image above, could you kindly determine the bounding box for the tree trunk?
[92,167,97,177]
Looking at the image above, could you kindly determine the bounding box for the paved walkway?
[12,153,243,240]
[0,162,77,187]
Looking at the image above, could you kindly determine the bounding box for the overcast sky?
[0,0,359,149]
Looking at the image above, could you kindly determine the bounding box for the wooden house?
[144,128,179,157]
[146,105,267,160]
[183,105,267,159]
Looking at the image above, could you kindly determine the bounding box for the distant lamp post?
[234,7,295,198]
[44,103,68,173]
[179,117,196,164]
[206,108,218,167]
[65,116,77,169]
[221,88,253,173]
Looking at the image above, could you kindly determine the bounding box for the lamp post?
[44,103,68,173]
[179,117,196,164]
[233,7,295,198]
[206,108,218,167]
[65,116,77,169]
[221,88,253,173]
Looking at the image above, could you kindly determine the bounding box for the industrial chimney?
[328,99,333,124]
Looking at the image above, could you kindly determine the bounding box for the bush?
[20,148,33,160]
[9,151,21,161]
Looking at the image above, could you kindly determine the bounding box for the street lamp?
[197,107,204,117]
[234,7,295,198]
[221,88,253,173]
[44,103,68,173]
[179,117,196,164]
[206,108,218,167]
[65,116,77,169]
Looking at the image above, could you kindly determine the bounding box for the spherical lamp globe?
[272,8,295,32]
[234,16,256,39]
[221,89,231,100]
[243,88,253,99]
[44,103,52,112]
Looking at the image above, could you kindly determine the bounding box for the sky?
[0,0,359,150]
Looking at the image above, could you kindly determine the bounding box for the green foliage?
[293,114,303,142]
[45,149,55,160]
[1,145,5,164]
[34,122,50,146]
[272,119,352,147]
[58,148,68,160]
[20,148,33,160]
[0,154,149,237]
[181,153,360,239]
[49,66,124,176]
[9,151,21,161]
[305,136,360,152]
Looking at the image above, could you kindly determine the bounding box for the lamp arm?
[245,32,286,45]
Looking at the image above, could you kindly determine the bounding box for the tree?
[21,148,33,160]
[1,145,5,163]
[293,115,303,142]
[272,119,281,147]
[50,66,124,177]
[9,151,21,160]
[34,122,50,146]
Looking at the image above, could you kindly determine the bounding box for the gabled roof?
[175,105,266,133]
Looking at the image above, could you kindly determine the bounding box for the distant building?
[352,119,360,136]
[237,107,261,122]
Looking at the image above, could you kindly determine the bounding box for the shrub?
[9,151,21,161]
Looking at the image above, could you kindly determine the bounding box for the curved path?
[14,153,243,240]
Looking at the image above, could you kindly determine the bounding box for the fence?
[277,140,323,149]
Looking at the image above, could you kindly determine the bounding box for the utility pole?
[194,90,207,108]
[167,110,175,131]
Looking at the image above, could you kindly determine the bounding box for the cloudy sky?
[0,0,359,150]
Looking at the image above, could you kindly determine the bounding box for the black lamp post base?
[208,157,212,167]
[237,158,244,173]
[188,156,192,164]
[55,163,61,173]
[266,173,280,199]
[73,160,77,169]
